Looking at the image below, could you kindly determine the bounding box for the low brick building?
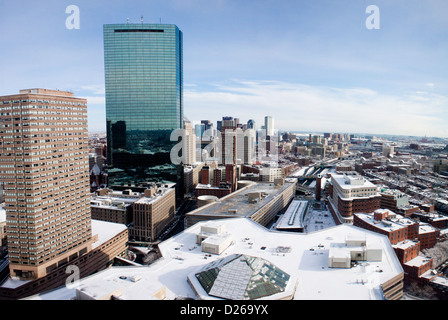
[353,209,439,250]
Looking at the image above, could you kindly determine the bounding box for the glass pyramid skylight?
[194,254,290,300]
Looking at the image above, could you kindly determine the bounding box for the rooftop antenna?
[126,18,129,24]
[141,15,144,24]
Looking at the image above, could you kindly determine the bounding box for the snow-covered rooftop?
[26,217,403,300]
[275,200,309,231]
[332,174,377,190]
[91,219,128,250]
[1,220,127,289]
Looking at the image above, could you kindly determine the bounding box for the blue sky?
[0,0,447,137]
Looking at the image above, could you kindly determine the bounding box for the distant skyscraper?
[220,117,237,165]
[201,120,214,139]
[237,128,256,165]
[103,23,183,188]
[195,123,205,139]
[0,89,92,280]
[201,120,213,131]
[265,116,274,137]
[183,119,196,166]
[247,119,256,130]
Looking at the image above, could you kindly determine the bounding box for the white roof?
[430,275,448,288]
[27,218,403,300]
[331,174,377,189]
[404,255,432,268]
[275,200,309,230]
[393,240,419,250]
[355,213,408,233]
[91,219,128,250]
[134,187,174,205]
[2,220,127,290]
[418,223,438,234]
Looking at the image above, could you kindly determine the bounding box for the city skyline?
[0,1,447,137]
[2,1,448,303]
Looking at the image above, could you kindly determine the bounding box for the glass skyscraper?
[103,23,183,191]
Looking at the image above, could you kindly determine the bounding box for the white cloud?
[82,96,105,105]
[80,85,105,95]
[185,80,448,137]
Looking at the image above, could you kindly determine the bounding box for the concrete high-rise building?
[183,119,196,166]
[312,135,322,144]
[264,116,274,137]
[237,129,256,165]
[200,120,213,137]
[103,23,183,189]
[247,119,255,130]
[327,174,381,224]
[194,123,205,139]
[220,117,237,165]
[0,89,92,280]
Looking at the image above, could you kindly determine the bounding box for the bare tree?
[405,281,439,300]
[422,240,448,268]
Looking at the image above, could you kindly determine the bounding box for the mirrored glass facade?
[103,23,183,188]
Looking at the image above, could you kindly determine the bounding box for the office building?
[195,183,232,199]
[219,116,237,165]
[264,116,274,137]
[247,119,255,130]
[0,89,92,280]
[103,23,183,189]
[200,120,213,138]
[91,184,176,243]
[184,162,203,194]
[182,119,196,166]
[90,189,136,225]
[0,219,128,300]
[131,184,176,242]
[237,127,256,165]
[0,89,129,300]
[380,189,416,215]
[327,174,381,224]
[194,123,204,139]
[260,166,284,183]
